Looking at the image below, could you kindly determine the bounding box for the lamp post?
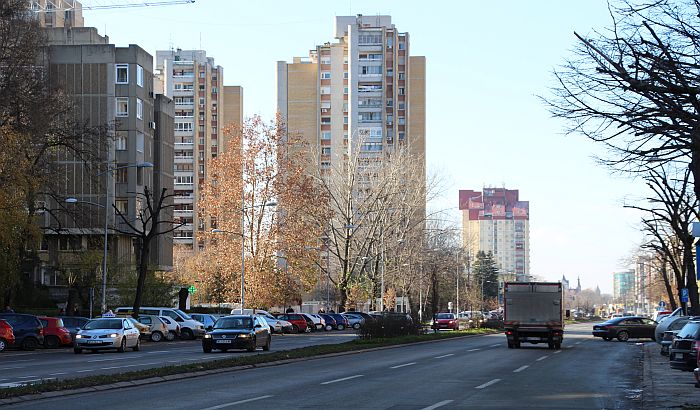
[212,200,276,312]
[65,161,152,315]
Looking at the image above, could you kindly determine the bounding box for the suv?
[670,320,700,371]
[114,307,205,340]
[0,313,44,350]
[0,319,15,352]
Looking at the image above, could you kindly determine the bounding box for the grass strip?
[0,328,497,400]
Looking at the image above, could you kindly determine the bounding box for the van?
[114,307,205,339]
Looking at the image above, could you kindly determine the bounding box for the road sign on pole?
[659,300,666,308]
[681,288,689,303]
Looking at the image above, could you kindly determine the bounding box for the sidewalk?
[642,342,700,409]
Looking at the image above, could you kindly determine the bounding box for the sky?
[79,0,649,293]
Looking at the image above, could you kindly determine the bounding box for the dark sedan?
[670,321,700,371]
[202,315,271,353]
[592,316,657,342]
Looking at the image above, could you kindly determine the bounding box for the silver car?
[74,318,141,353]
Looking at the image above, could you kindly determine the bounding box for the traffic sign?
[188,285,197,295]
[659,301,666,308]
[681,288,689,303]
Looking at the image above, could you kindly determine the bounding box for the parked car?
[190,313,217,332]
[300,313,318,331]
[114,307,205,340]
[329,313,349,330]
[159,316,180,341]
[670,320,700,371]
[305,313,326,331]
[0,313,44,350]
[59,316,90,343]
[458,311,485,328]
[230,309,277,321]
[202,315,271,353]
[38,317,72,348]
[660,317,699,355]
[342,313,364,330]
[262,316,283,334]
[74,318,141,353]
[655,315,698,344]
[592,316,657,341]
[116,316,152,340]
[0,319,15,352]
[432,312,468,331]
[274,313,309,333]
[319,314,338,330]
[137,315,169,342]
[276,318,294,334]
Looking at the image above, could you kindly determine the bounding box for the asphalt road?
[3,323,645,409]
[0,331,357,388]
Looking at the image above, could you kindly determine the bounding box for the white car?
[114,307,205,340]
[304,313,325,331]
[159,316,181,341]
[74,318,140,353]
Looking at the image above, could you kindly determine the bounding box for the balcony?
[174,156,194,164]
[175,141,194,150]
[173,236,194,245]
[174,209,194,217]
[174,195,195,204]
[175,182,194,191]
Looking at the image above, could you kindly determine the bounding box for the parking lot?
[0,330,357,388]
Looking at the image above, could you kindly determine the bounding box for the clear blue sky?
[82,0,647,293]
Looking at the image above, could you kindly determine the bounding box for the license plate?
[217,339,232,344]
[87,340,101,344]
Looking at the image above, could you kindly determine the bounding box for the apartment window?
[344,116,348,124]
[115,199,128,215]
[116,166,128,183]
[386,115,393,125]
[176,175,194,184]
[321,131,331,140]
[136,98,143,120]
[398,42,405,50]
[398,101,405,110]
[321,161,331,167]
[398,87,405,95]
[321,117,331,124]
[387,69,393,77]
[321,147,331,155]
[398,72,405,80]
[387,37,394,48]
[343,87,348,94]
[320,56,331,65]
[320,86,331,95]
[136,65,144,87]
[175,122,193,132]
[199,165,205,174]
[344,72,348,79]
[398,117,405,125]
[116,97,128,117]
[136,132,144,153]
[211,87,218,94]
[360,66,382,75]
[199,97,205,106]
[116,64,128,84]
[199,84,205,91]
[399,132,405,141]
[199,71,205,78]
[137,166,144,186]
[387,99,393,107]
[321,72,331,79]
[115,132,127,151]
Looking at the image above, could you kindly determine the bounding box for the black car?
[592,316,657,342]
[328,313,349,330]
[320,314,338,330]
[660,317,698,356]
[670,320,700,371]
[202,315,271,353]
[0,313,44,350]
[59,316,90,343]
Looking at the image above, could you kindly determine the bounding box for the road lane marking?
[513,365,529,373]
[467,348,481,352]
[490,344,501,347]
[0,366,26,371]
[17,376,38,379]
[321,374,364,385]
[49,372,67,376]
[536,355,549,361]
[76,370,93,373]
[145,350,170,354]
[422,400,454,410]
[200,395,273,410]
[434,354,454,359]
[475,378,501,389]
[574,341,582,345]
[390,362,416,369]
[553,350,562,354]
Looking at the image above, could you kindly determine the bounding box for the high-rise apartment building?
[31,0,84,28]
[155,49,243,251]
[277,15,426,181]
[613,269,635,312]
[459,188,530,281]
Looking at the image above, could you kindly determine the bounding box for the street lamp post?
[65,161,152,315]
[212,200,276,312]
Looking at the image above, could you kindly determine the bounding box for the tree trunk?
[690,150,700,314]
[684,240,699,314]
[131,237,150,318]
[660,261,677,310]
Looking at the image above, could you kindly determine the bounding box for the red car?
[274,313,309,333]
[39,317,73,348]
[0,319,15,352]
[432,313,460,331]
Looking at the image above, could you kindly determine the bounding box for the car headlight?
[75,334,83,339]
[238,333,251,338]
[108,333,118,338]
[204,334,212,339]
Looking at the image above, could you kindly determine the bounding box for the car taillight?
[692,341,700,353]
[38,327,43,336]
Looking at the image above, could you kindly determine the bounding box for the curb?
[0,330,500,406]
[641,342,654,409]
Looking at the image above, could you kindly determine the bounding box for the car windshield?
[436,313,454,319]
[677,323,700,339]
[83,319,123,330]
[174,309,192,320]
[214,317,253,329]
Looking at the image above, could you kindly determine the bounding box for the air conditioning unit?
[149,121,156,129]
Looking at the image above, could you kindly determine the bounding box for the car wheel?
[203,346,212,353]
[132,338,140,351]
[263,337,271,351]
[165,331,176,341]
[548,341,555,349]
[337,324,345,331]
[181,328,194,340]
[554,342,561,350]
[21,337,38,351]
[292,324,299,333]
[617,331,630,342]
[150,331,163,342]
[73,347,82,354]
[117,338,127,353]
[353,323,361,330]
[0,338,6,352]
[661,346,669,356]
[44,335,60,349]
[247,338,256,352]
[602,337,612,341]
[325,325,332,331]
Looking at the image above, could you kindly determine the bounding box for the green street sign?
[188,285,197,295]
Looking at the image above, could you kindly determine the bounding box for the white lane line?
[434,354,454,359]
[467,348,481,352]
[513,365,529,373]
[553,350,562,354]
[200,395,273,410]
[390,362,416,369]
[76,369,93,373]
[536,355,549,362]
[422,400,454,410]
[49,372,68,376]
[146,350,170,354]
[321,374,364,385]
[574,341,582,345]
[490,344,501,347]
[0,366,26,371]
[475,378,501,389]
[17,376,38,379]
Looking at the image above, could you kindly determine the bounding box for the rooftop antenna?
[199,32,202,51]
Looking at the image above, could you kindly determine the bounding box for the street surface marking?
[76,369,94,373]
[422,400,454,410]
[574,341,582,345]
[390,362,416,369]
[490,344,501,347]
[0,366,26,371]
[200,395,273,410]
[467,348,481,352]
[434,354,454,359]
[146,350,170,354]
[321,374,364,385]
[49,372,68,375]
[513,365,529,373]
[553,350,562,354]
[536,355,548,361]
[475,379,501,389]
[17,376,38,379]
